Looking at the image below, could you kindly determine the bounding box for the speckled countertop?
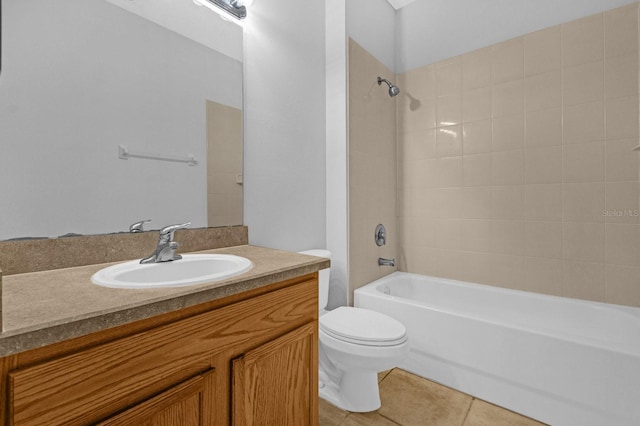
[0,245,329,356]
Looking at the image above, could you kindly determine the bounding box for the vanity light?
[192,0,249,20]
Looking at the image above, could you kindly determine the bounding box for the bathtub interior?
[368,272,640,355]
[355,272,640,426]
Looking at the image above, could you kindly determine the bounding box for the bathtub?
[354,272,640,426]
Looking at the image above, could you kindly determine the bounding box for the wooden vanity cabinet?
[0,274,319,426]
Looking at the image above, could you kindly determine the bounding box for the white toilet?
[299,249,409,412]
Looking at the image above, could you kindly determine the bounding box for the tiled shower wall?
[349,39,398,297]
[397,3,640,306]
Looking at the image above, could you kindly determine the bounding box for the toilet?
[299,249,409,412]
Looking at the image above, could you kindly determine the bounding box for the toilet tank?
[298,249,330,311]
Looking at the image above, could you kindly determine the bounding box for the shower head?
[377,76,400,97]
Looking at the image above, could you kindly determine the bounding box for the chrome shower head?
[377,76,400,97]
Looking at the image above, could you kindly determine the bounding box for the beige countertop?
[0,245,329,356]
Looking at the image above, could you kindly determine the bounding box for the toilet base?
[319,369,381,412]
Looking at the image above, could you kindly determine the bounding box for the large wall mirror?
[0,0,244,240]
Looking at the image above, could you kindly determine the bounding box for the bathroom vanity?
[0,243,327,425]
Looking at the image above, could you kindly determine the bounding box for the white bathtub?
[354,272,640,426]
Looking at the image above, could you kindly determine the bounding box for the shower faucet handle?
[375,224,387,246]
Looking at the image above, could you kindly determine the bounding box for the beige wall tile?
[492,185,525,220]
[525,145,563,184]
[396,5,640,307]
[402,246,439,275]
[437,56,462,96]
[463,119,492,154]
[399,129,437,163]
[606,96,639,140]
[463,86,492,122]
[562,101,604,145]
[604,3,639,58]
[433,187,463,219]
[491,254,525,289]
[562,260,606,302]
[463,153,492,187]
[562,61,604,106]
[606,138,640,182]
[525,257,563,296]
[525,70,562,112]
[525,26,561,77]
[563,222,605,262]
[461,219,493,252]
[563,182,605,222]
[410,97,437,131]
[606,264,640,307]
[492,220,525,256]
[562,13,604,68]
[459,251,494,283]
[437,125,463,158]
[605,54,639,100]
[462,187,493,219]
[492,149,525,185]
[437,249,467,280]
[525,183,563,221]
[436,156,462,187]
[493,114,524,152]
[605,181,640,224]
[606,223,640,267]
[563,141,604,183]
[437,94,462,126]
[435,219,462,249]
[526,108,562,147]
[492,79,524,118]
[491,37,524,84]
[463,47,492,91]
[403,64,436,101]
[526,221,563,259]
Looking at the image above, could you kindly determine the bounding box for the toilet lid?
[320,307,407,346]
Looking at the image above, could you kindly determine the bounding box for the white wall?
[243,0,327,251]
[347,0,397,72]
[326,0,349,308]
[397,0,639,72]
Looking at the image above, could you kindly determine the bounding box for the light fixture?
[193,0,248,20]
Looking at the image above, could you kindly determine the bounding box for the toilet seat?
[320,307,407,347]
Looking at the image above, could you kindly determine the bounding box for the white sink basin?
[91,254,253,289]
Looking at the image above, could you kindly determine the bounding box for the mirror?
[0,0,243,240]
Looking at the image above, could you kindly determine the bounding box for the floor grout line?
[459,397,476,426]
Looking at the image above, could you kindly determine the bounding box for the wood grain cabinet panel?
[232,322,318,426]
[4,275,319,426]
[97,368,215,426]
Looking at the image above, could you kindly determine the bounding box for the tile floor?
[319,369,547,426]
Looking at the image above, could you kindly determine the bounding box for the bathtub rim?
[355,271,640,357]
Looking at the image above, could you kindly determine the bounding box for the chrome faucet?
[378,257,395,267]
[129,219,151,233]
[140,222,191,264]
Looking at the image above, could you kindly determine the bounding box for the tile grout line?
[459,397,476,426]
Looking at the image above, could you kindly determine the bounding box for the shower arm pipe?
[377,76,400,97]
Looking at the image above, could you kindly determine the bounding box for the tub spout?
[378,257,395,267]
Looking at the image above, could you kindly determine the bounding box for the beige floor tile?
[319,398,349,426]
[462,399,547,426]
[378,369,472,426]
[340,412,400,425]
[378,369,393,383]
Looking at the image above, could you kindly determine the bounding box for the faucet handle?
[159,222,191,242]
[129,219,151,233]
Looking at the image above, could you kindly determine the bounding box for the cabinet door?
[97,369,215,426]
[232,322,318,426]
